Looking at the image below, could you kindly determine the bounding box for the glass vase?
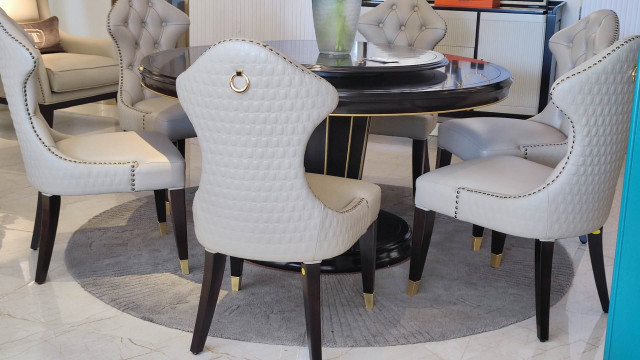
[312,0,362,56]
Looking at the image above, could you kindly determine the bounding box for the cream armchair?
[0,0,119,127]
[409,36,640,341]
[358,0,447,195]
[0,9,190,283]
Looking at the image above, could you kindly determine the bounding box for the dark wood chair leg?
[190,252,226,355]
[38,104,55,128]
[411,139,431,197]
[35,194,61,284]
[31,193,43,250]
[301,262,322,360]
[154,189,168,235]
[359,221,377,309]
[490,231,507,268]
[471,224,484,252]
[535,239,554,342]
[174,139,186,158]
[408,208,436,296]
[169,188,189,275]
[435,147,452,169]
[587,227,609,313]
[230,257,244,291]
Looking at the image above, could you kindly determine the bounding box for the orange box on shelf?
[434,0,501,8]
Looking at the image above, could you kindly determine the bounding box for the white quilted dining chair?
[436,9,620,256]
[0,8,190,284]
[408,36,640,342]
[358,0,447,195]
[177,39,381,360]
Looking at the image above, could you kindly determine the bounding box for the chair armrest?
[59,31,116,59]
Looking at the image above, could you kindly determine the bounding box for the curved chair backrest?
[545,36,639,238]
[535,9,619,132]
[0,9,137,196]
[108,0,189,130]
[177,39,341,262]
[358,0,446,50]
[0,0,50,22]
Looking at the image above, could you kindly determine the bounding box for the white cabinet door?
[476,12,546,115]
[435,10,477,58]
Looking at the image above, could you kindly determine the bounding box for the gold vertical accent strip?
[324,117,329,175]
[358,116,371,180]
[344,116,354,178]
[184,0,190,47]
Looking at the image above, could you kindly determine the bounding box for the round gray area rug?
[65,185,574,347]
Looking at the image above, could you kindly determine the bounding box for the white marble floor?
[0,104,620,360]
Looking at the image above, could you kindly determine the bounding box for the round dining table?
[139,40,513,273]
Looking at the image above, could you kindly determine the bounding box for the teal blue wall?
[605,49,640,359]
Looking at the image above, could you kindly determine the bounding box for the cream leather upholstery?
[438,10,619,167]
[177,39,381,263]
[0,0,118,105]
[416,36,640,240]
[108,0,195,141]
[358,0,445,140]
[0,9,185,196]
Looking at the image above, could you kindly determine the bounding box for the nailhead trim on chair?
[520,140,569,160]
[1,20,140,192]
[453,36,640,219]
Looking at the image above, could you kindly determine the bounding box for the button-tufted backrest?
[176,39,341,261]
[550,10,619,78]
[545,36,639,237]
[108,0,189,109]
[534,10,619,132]
[358,0,446,50]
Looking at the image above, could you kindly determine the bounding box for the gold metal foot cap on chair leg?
[180,259,189,275]
[407,280,421,296]
[471,236,483,252]
[231,276,242,292]
[165,201,171,216]
[158,222,168,235]
[490,253,503,268]
[364,293,374,310]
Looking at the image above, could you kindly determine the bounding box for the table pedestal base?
[252,210,411,273]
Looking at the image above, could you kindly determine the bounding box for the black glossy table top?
[140,40,513,115]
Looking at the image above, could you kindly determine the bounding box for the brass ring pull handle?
[230,70,250,93]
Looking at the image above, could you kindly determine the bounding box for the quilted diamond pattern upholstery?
[438,10,619,167]
[0,9,184,196]
[177,39,380,262]
[417,37,640,240]
[108,0,195,140]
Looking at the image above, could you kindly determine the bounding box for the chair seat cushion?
[42,53,119,92]
[306,173,381,226]
[415,156,553,217]
[369,114,437,140]
[135,96,196,140]
[438,117,567,162]
[55,131,185,192]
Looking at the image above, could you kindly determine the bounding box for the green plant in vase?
[312,0,362,56]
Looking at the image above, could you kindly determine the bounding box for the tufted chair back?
[457,37,640,240]
[108,0,189,130]
[532,10,619,134]
[0,9,137,196]
[176,39,376,262]
[0,0,50,23]
[358,0,446,49]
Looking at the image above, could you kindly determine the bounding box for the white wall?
[49,0,112,39]
[561,0,581,29]
[580,0,640,37]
